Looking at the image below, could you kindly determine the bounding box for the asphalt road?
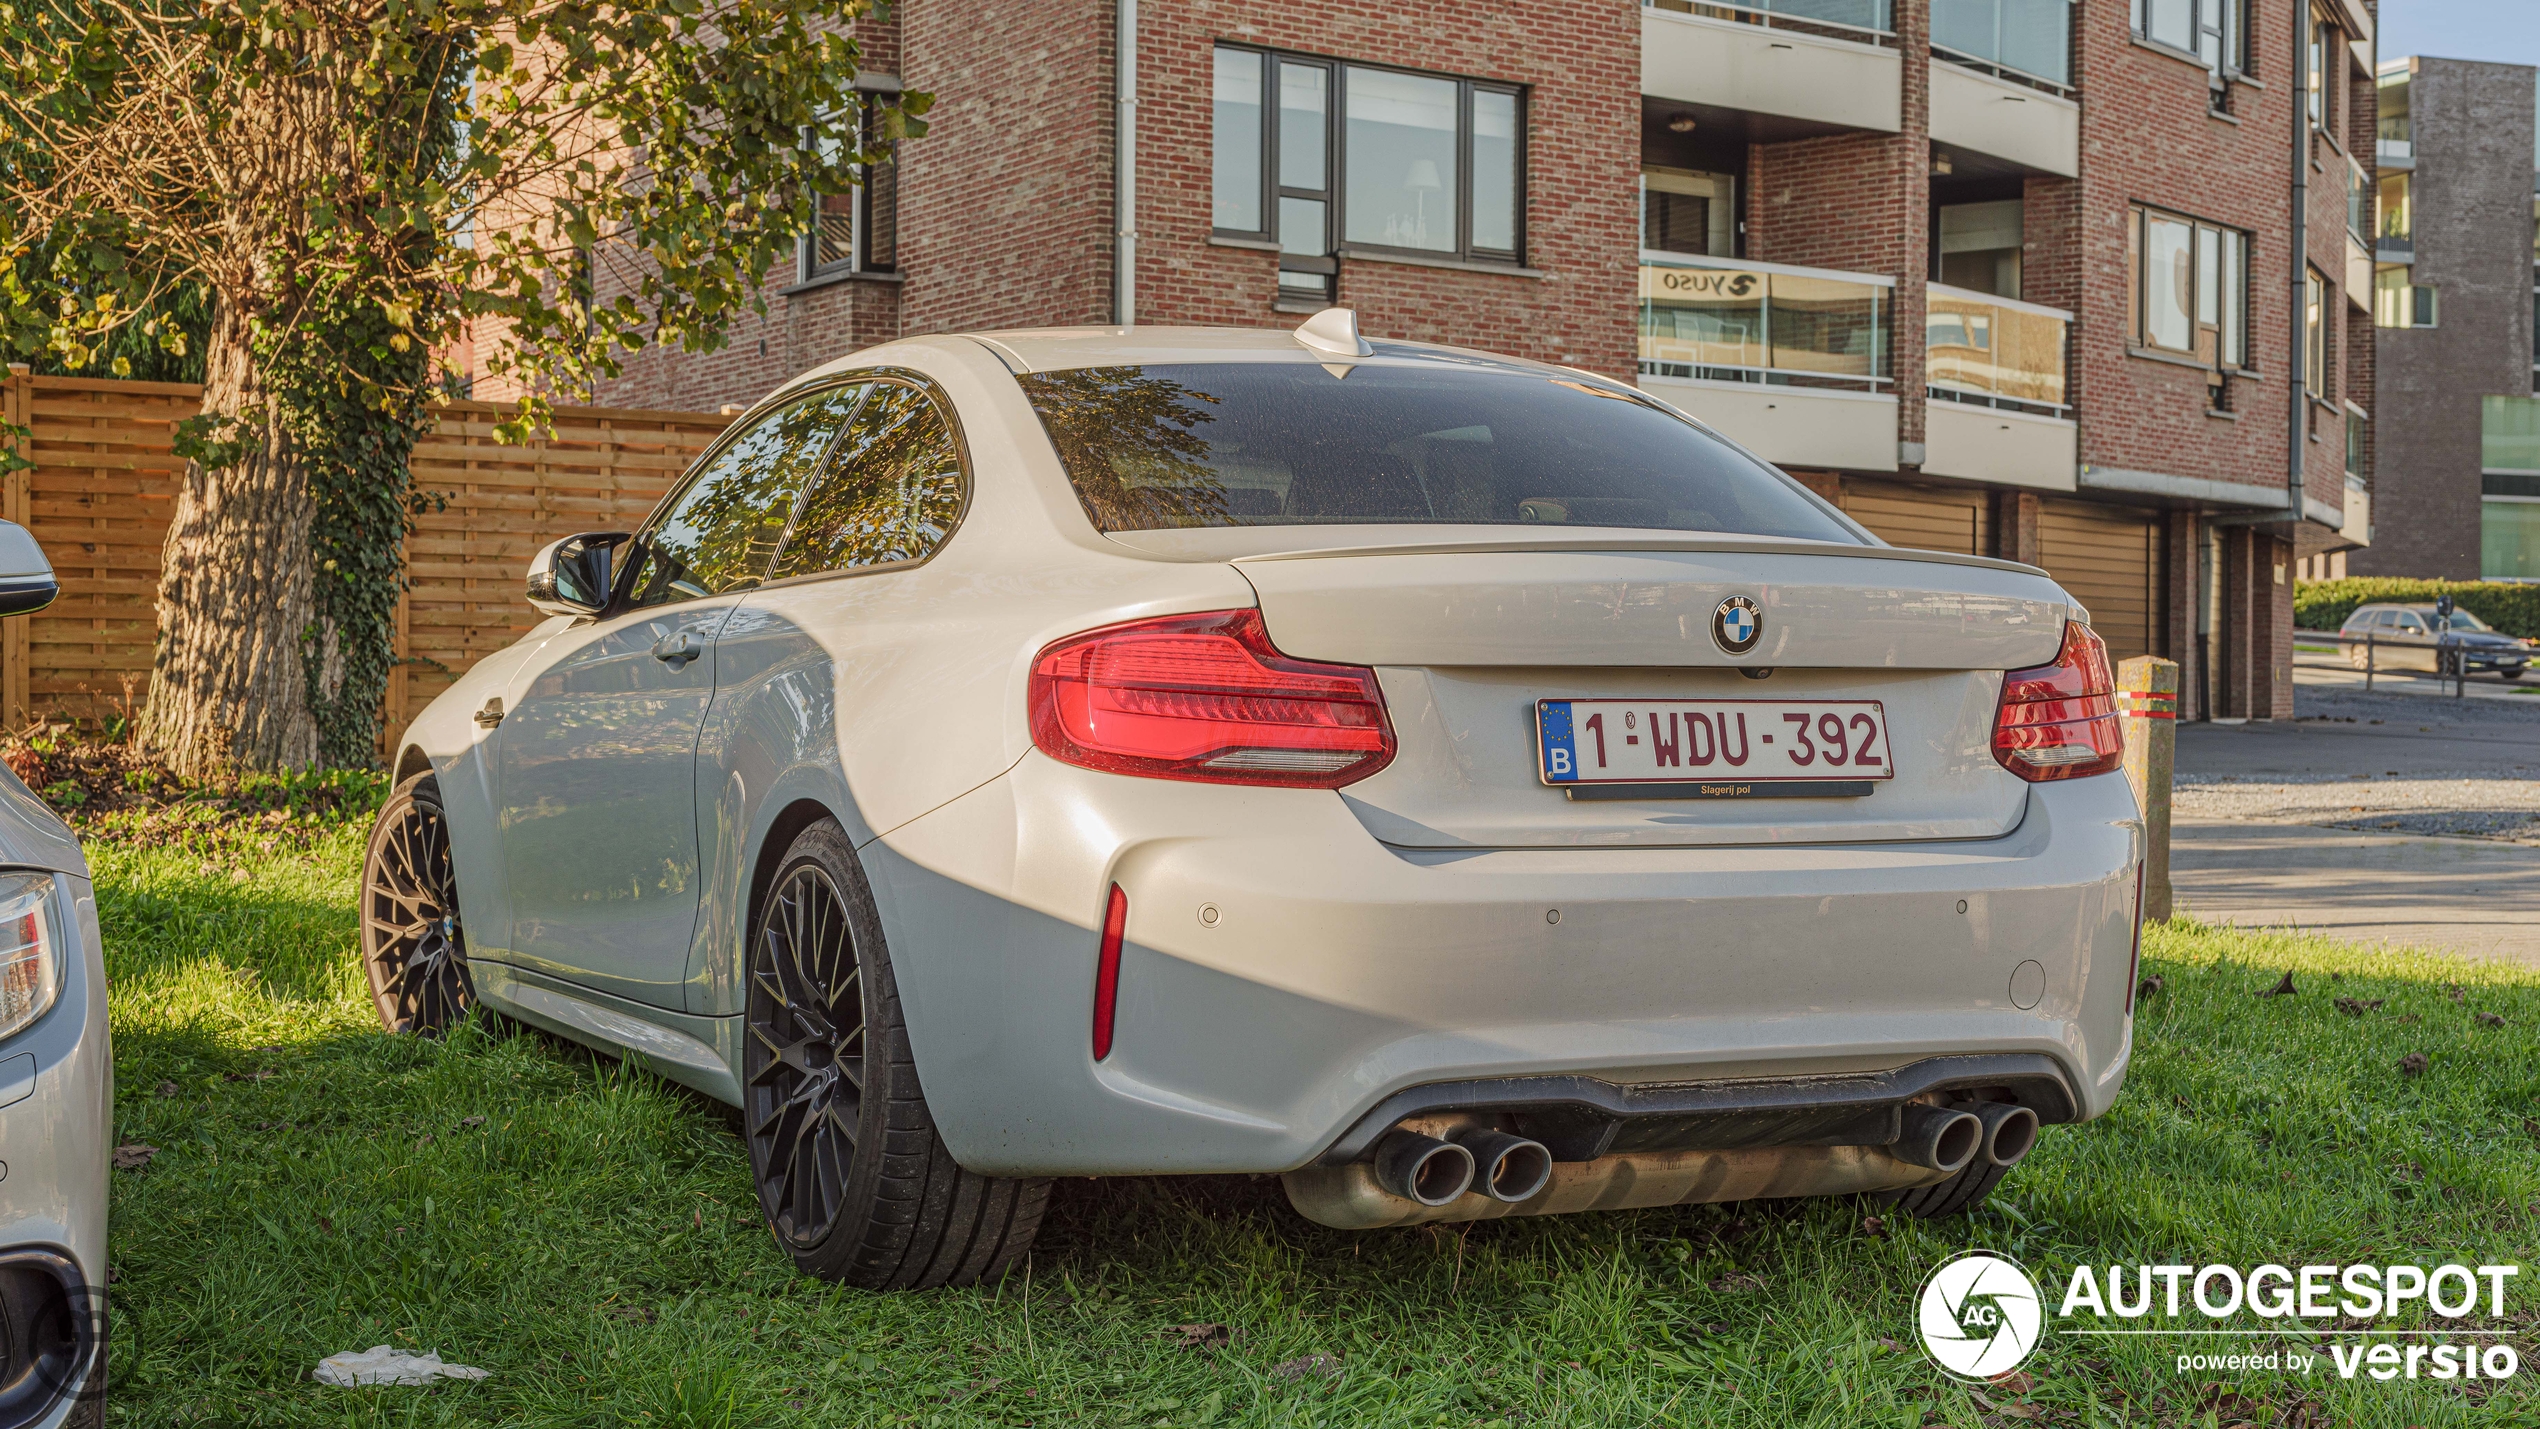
[2168,655,2540,967]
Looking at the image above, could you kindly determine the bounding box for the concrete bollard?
[2115,656,2178,921]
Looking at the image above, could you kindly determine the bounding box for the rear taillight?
[1092,884,1127,1061]
[1029,610,1396,787]
[1991,621,2123,782]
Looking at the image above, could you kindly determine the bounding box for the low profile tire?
[1877,1153,2013,1220]
[743,818,1048,1290]
[361,773,474,1036]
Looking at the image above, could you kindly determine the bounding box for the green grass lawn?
[97,834,2540,1427]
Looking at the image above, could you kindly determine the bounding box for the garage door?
[1843,480,1992,556]
[2040,499,2166,664]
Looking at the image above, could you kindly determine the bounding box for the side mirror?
[0,521,58,618]
[526,531,633,617]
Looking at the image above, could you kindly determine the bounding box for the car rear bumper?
[868,756,2142,1178]
[0,876,109,1428]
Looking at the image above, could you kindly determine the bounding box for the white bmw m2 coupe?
[367,310,2143,1290]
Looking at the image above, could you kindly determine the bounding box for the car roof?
[954,323,1603,381]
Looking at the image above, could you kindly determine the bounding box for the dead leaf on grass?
[2136,975,2164,1001]
[2257,971,2298,998]
[1166,1323,1231,1350]
[1877,1337,1909,1354]
[1989,1370,2035,1395]
[607,1305,655,1325]
[111,1143,158,1171]
[2447,984,2466,1002]
[2398,1013,2422,1025]
[153,1080,176,1098]
[1269,1354,1341,1381]
[1709,1273,1766,1293]
[1859,1215,1888,1238]
[2399,1052,2429,1077]
[461,1115,486,1128]
[2474,1011,2505,1027]
[2334,997,2385,1016]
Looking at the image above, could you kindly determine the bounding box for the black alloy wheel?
[745,861,867,1250]
[740,818,1048,1289]
[361,774,474,1035]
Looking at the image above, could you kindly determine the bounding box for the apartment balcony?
[1928,62,2079,177]
[1636,253,1900,472]
[1922,284,2077,491]
[1641,0,1902,138]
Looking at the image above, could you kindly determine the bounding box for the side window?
[2394,613,2425,635]
[625,384,867,610]
[768,382,968,581]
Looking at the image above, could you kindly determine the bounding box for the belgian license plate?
[1535,698,1893,799]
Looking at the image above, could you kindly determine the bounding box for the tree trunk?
[134,302,321,777]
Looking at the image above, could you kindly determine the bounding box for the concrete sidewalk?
[2171,821,2540,968]
[2170,676,2540,966]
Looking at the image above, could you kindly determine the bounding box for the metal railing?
[1930,0,2075,94]
[1638,254,1893,391]
[1924,283,2070,415]
[1642,0,1895,45]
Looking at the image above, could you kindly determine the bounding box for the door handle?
[651,631,703,669]
[473,697,505,729]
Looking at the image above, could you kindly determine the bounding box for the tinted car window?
[769,382,967,581]
[1013,362,1856,542]
[626,384,867,609]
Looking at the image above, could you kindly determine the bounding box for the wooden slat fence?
[0,367,731,752]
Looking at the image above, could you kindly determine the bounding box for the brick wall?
[2071,0,2290,496]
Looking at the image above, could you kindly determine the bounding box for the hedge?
[2293,578,2540,640]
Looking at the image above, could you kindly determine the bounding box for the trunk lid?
[1212,537,2077,849]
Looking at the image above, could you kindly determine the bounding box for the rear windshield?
[1013,362,1858,542]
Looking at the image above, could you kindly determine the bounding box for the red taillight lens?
[1992,620,2124,782]
[1029,609,1396,788]
[1092,883,1127,1062]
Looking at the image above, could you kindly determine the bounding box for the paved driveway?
[2170,656,2540,967]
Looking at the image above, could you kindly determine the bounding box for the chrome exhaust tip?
[1372,1130,1477,1206]
[1966,1101,2041,1167]
[1893,1103,1983,1174]
[1452,1129,1555,1204]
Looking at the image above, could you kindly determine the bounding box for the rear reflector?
[1092,884,1127,1062]
[1030,610,1396,787]
[2124,860,2146,1014]
[1991,621,2123,782]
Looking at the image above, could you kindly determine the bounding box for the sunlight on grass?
[96,840,2540,1427]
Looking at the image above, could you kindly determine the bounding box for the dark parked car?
[2339,603,2532,680]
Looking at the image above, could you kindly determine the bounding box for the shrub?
[2294,578,2540,640]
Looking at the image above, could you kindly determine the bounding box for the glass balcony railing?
[1639,254,1893,390]
[1642,0,1894,42]
[1931,0,2074,92]
[1925,283,2069,415]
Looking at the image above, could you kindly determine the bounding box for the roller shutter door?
[1843,480,1992,556]
[2039,499,2166,664]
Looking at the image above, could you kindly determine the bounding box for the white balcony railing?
[1925,283,2070,415]
[1642,0,1894,45]
[1639,253,1893,391]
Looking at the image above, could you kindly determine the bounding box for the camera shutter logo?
[1712,595,1762,655]
[1917,1251,2043,1381]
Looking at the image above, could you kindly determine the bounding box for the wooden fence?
[0,367,731,751]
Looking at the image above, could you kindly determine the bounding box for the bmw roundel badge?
[1712,595,1762,655]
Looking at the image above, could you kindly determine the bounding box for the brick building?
[2342,56,2539,583]
[542,0,2382,722]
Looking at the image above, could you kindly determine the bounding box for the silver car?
[0,523,109,1426]
[375,313,2144,1290]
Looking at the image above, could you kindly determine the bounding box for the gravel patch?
[2292,684,2540,726]
[2178,772,2540,845]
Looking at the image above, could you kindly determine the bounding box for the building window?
[1933,0,2075,91]
[2373,267,2436,328]
[1642,168,1734,257]
[800,97,898,282]
[2304,268,2328,397]
[2307,16,2329,131]
[2134,0,2247,80]
[2345,408,2364,476]
[2376,171,2410,247]
[2128,206,2248,371]
[1213,45,1525,301]
[2485,393,2540,577]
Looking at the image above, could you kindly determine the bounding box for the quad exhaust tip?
[1967,1100,2041,1167]
[1893,1103,1984,1175]
[1373,1130,1476,1206]
[1453,1128,1556,1204]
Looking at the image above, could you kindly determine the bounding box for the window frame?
[797,90,900,285]
[2127,204,2252,376]
[1211,43,1528,276]
[757,369,977,590]
[2131,0,2250,82]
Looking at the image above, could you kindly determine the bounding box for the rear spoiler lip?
[1215,531,2052,581]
